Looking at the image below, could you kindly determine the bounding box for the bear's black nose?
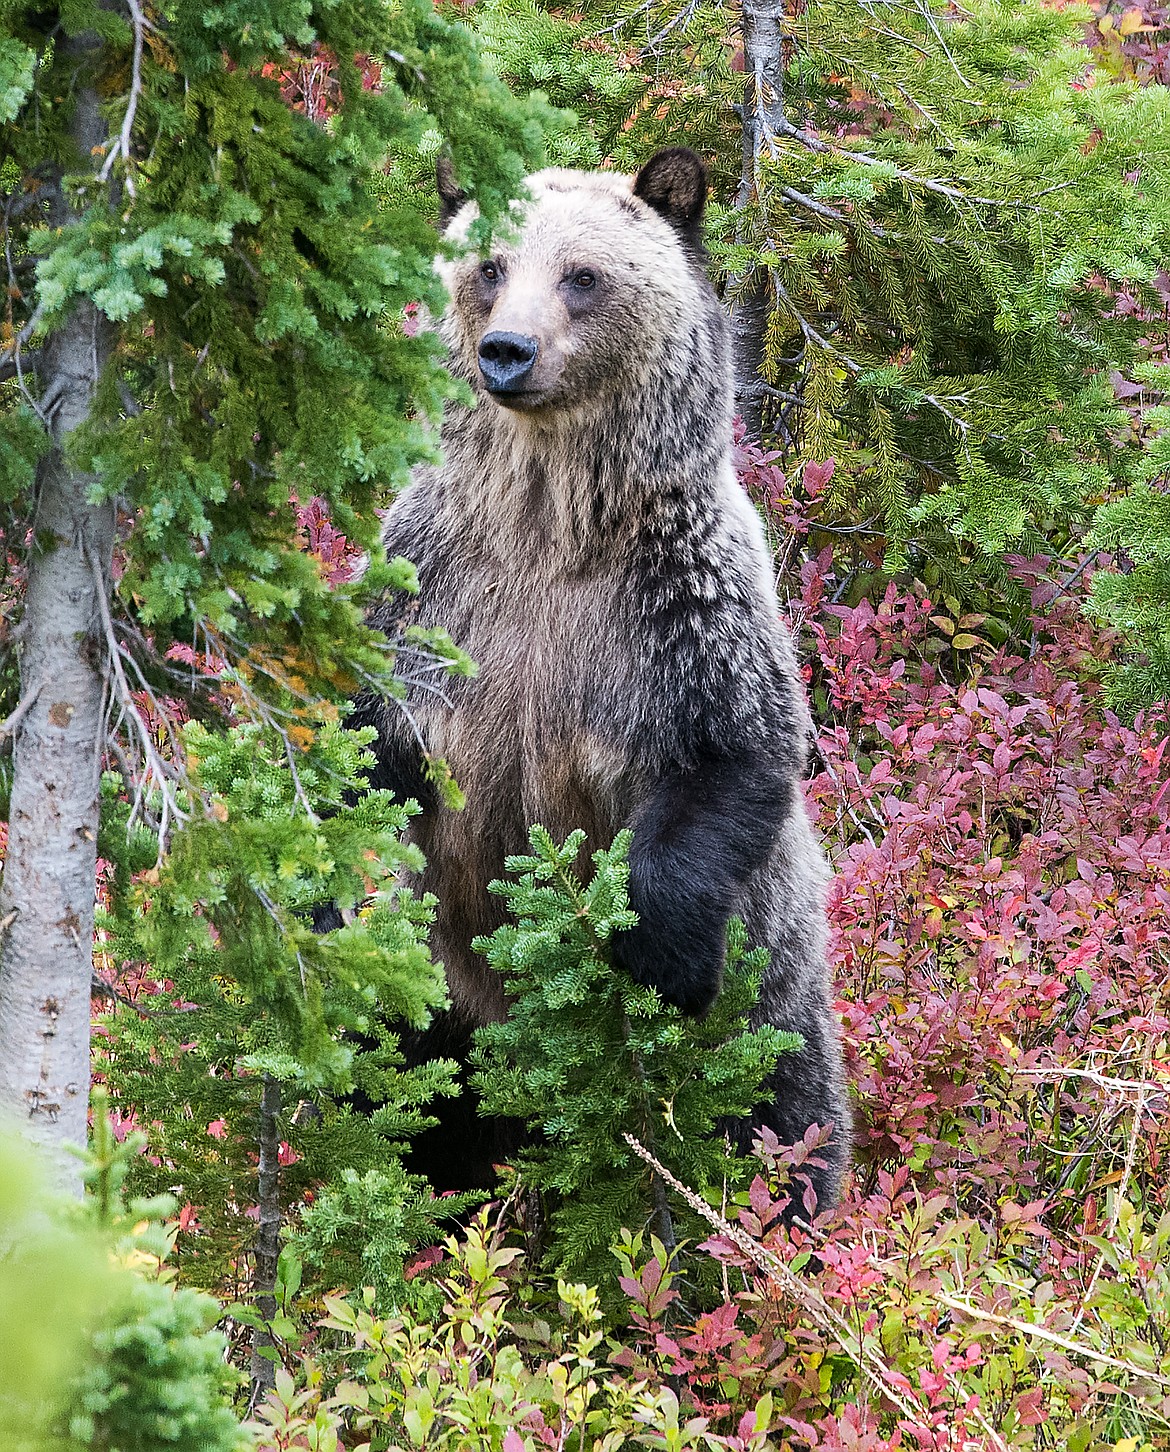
[478,331,538,394]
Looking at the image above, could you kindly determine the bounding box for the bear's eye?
[480,260,500,283]
[571,269,597,290]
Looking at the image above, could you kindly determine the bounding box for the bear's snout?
[478,331,539,398]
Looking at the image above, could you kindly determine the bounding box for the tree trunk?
[729,0,788,439]
[0,33,114,1194]
[249,1074,282,1407]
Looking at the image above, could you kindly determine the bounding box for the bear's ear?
[632,148,708,249]
[436,156,469,230]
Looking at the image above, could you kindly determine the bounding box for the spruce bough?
[472,827,801,1284]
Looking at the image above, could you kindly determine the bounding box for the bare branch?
[91,975,200,1019]
[621,1133,1010,1452]
[116,377,142,416]
[637,0,700,58]
[84,542,191,844]
[770,114,1006,207]
[937,1293,1170,1392]
[97,0,147,198]
[0,348,42,383]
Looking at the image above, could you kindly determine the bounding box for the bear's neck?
[436,376,733,562]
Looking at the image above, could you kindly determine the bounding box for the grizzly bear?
[351,147,849,1211]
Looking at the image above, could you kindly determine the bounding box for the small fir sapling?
[97,716,473,1335]
[471,827,801,1284]
[0,1092,248,1452]
[64,1093,250,1452]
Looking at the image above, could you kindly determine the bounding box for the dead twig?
[90,975,199,1019]
[937,1292,1170,1392]
[84,541,190,846]
[621,1133,1010,1452]
[98,0,148,198]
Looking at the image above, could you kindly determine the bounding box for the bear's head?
[435,149,718,419]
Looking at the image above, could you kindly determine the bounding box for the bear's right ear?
[436,156,469,231]
[632,148,708,250]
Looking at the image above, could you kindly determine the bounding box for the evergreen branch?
[280,729,320,824]
[769,115,1006,207]
[777,185,950,244]
[770,272,976,439]
[594,0,659,37]
[770,275,861,371]
[910,0,971,87]
[544,838,607,957]
[637,0,701,59]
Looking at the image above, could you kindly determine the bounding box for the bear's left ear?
[632,148,708,249]
[436,156,469,231]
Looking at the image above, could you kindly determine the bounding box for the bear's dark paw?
[610,923,723,1017]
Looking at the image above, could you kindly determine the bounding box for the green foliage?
[0,36,34,122]
[0,0,552,722]
[67,1278,246,1452]
[252,1214,774,1451]
[0,1139,110,1452]
[289,1161,475,1314]
[471,828,798,1283]
[98,718,462,1304]
[0,1101,248,1452]
[0,400,44,502]
[1086,364,1170,708]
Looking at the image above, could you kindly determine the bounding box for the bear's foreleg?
[612,747,791,1016]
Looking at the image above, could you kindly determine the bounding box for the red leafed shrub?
[295,495,362,586]
[590,446,1170,1448]
[259,44,382,123]
[799,547,1170,1220]
[594,462,1170,1446]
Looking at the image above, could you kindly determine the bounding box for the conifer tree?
[1,1096,248,1452]
[0,0,550,1188]
[98,717,476,1390]
[472,828,799,1286]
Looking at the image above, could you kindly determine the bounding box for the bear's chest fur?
[399,541,647,1019]
[412,545,642,838]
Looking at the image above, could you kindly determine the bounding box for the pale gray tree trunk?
[0,34,114,1194]
[730,0,787,439]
